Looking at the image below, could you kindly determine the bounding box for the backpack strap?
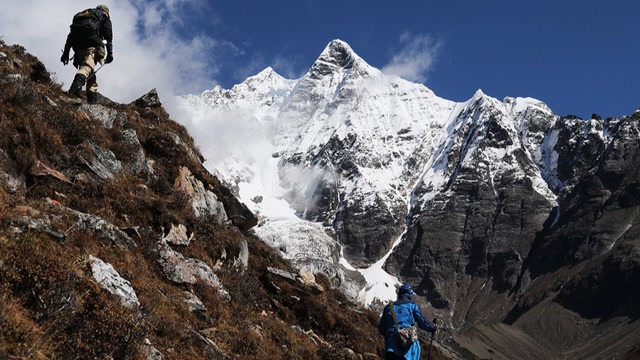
[389,301,398,325]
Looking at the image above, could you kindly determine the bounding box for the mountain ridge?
[177,39,640,359]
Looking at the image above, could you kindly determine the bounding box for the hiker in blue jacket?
[378,284,437,360]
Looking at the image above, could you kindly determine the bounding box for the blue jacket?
[378,295,436,360]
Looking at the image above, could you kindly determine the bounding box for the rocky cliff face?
[0,41,387,360]
[178,39,640,358]
[386,93,556,310]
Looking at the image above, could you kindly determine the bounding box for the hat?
[398,283,414,297]
[97,5,109,13]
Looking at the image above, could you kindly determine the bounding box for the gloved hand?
[104,42,114,64]
[61,51,70,65]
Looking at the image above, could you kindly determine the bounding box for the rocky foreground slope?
[0,41,405,359]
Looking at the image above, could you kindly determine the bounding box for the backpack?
[69,8,103,48]
[396,325,418,348]
[389,301,419,348]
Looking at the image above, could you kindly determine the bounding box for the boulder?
[156,239,230,301]
[79,104,117,129]
[0,149,25,192]
[29,160,72,184]
[163,223,192,246]
[46,198,137,250]
[140,338,164,360]
[89,255,139,308]
[132,88,162,108]
[122,129,155,178]
[182,291,207,313]
[77,142,123,181]
[174,166,228,222]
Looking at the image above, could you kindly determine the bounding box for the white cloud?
[228,51,305,83]
[382,32,442,83]
[0,0,223,112]
[271,54,306,80]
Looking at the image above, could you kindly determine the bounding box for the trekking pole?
[428,318,437,360]
[86,63,104,81]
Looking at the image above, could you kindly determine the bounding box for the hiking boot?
[86,90,98,104]
[68,74,86,97]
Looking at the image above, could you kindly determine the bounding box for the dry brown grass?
[0,39,386,359]
[0,292,53,359]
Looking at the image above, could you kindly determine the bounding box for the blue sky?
[177,0,639,118]
[1,0,638,118]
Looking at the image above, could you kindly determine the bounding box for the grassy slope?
[0,40,390,360]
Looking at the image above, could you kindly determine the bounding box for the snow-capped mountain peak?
[472,88,486,99]
[309,39,379,80]
[242,66,287,88]
[176,39,579,308]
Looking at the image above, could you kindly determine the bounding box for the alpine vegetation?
[0,40,386,359]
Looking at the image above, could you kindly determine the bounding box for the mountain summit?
[179,39,640,359]
[309,39,377,78]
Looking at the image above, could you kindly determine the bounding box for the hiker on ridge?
[60,5,113,104]
[378,284,437,360]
